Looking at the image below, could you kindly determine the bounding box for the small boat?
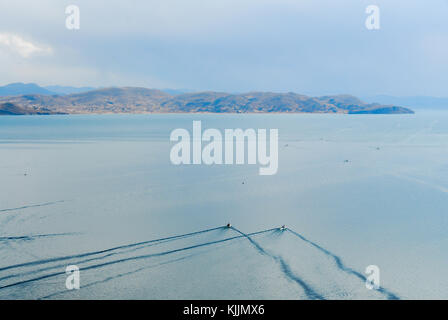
[279,225,286,231]
[226,223,232,228]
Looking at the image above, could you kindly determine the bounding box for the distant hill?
[0,83,56,96]
[363,95,448,110]
[0,102,63,115]
[0,83,97,96]
[0,87,414,115]
[161,88,194,95]
[44,85,97,95]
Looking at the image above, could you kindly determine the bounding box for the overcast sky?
[0,0,447,96]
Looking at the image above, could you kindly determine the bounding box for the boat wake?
[0,224,400,300]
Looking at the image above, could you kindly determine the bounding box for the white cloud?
[0,33,52,58]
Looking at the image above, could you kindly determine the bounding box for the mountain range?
[0,83,56,96]
[0,83,96,96]
[0,83,415,115]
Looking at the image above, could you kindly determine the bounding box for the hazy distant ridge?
[363,95,448,110]
[0,86,414,115]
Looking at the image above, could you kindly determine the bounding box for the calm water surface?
[0,112,447,299]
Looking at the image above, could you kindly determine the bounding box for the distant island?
[0,84,414,115]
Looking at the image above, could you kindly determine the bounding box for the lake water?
[0,112,447,299]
